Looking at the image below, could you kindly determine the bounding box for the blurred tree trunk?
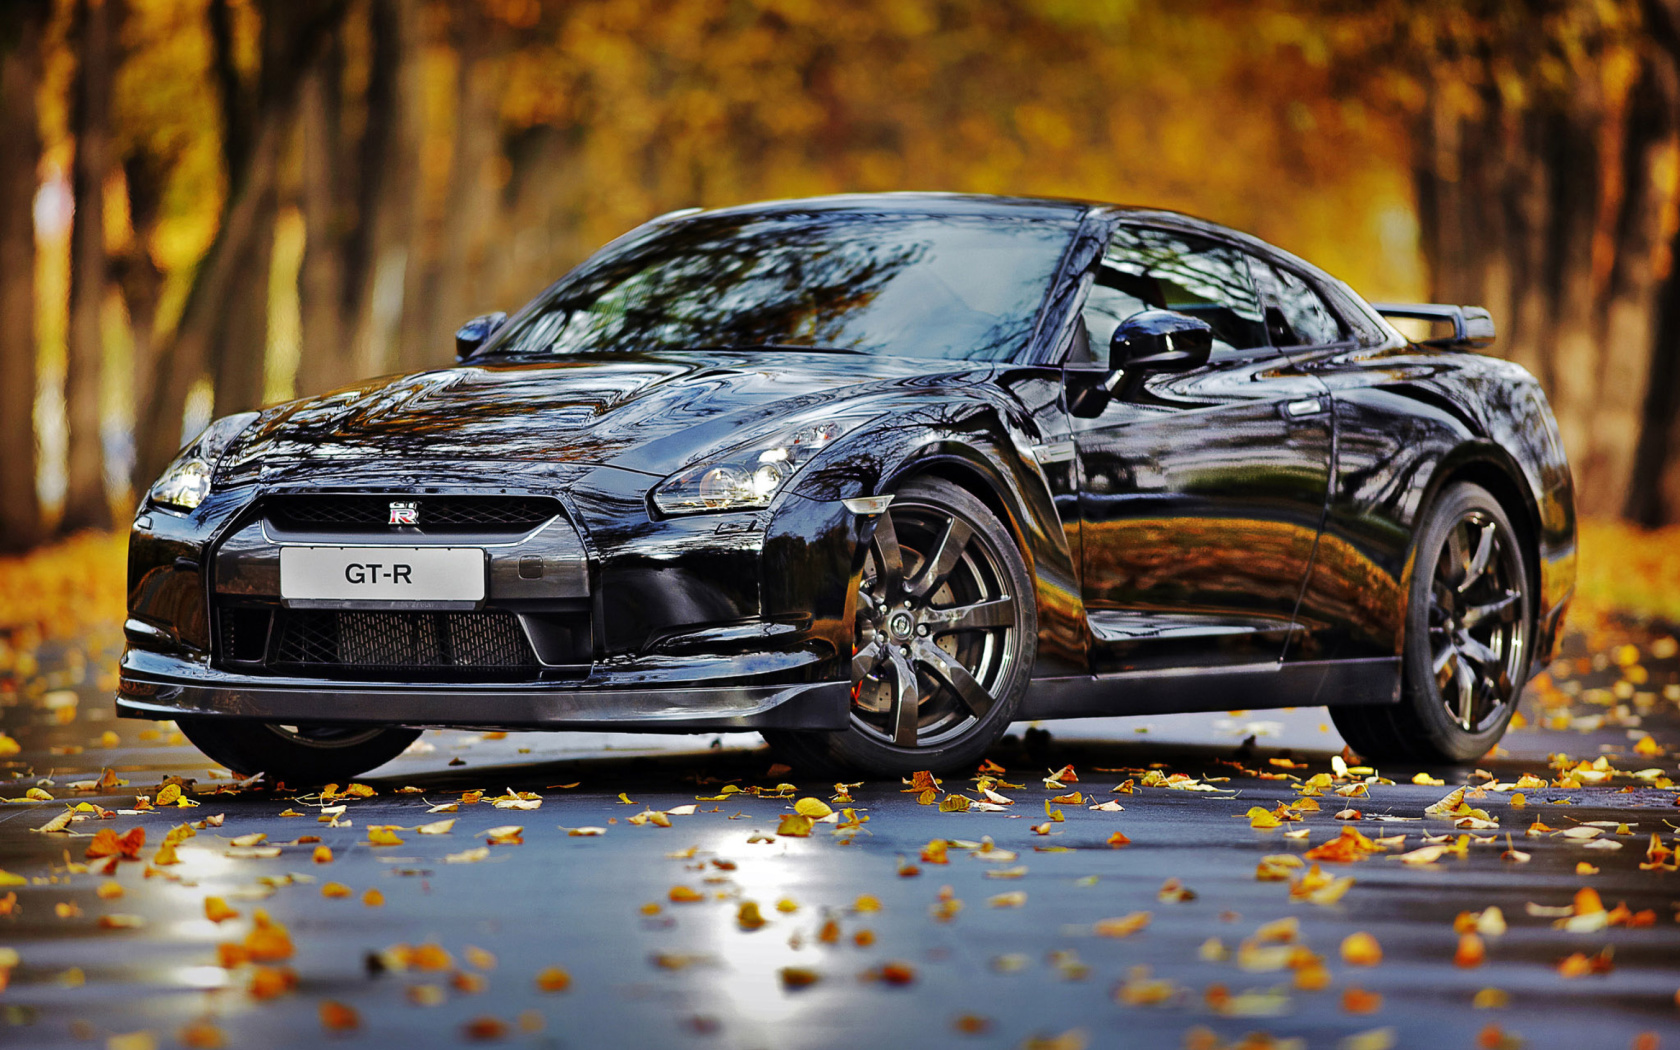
[0,2,48,553]
[1628,0,1680,523]
[397,2,507,373]
[133,0,346,490]
[297,0,423,395]
[1410,2,1680,521]
[62,0,113,533]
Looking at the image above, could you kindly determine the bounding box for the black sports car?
[118,193,1576,783]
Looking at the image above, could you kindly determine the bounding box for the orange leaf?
[1094,912,1151,938]
[318,1002,359,1031]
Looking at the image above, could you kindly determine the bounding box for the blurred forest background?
[2,0,1680,553]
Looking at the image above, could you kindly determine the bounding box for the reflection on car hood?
[222,350,981,481]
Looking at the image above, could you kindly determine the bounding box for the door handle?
[1283,397,1327,418]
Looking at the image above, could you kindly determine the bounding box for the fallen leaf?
[416,819,455,835]
[204,897,239,923]
[1341,931,1382,966]
[318,1002,359,1032]
[776,814,814,837]
[780,966,820,988]
[1094,912,1151,938]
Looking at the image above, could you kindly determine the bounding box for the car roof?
[675,192,1287,259]
[686,191,1091,225]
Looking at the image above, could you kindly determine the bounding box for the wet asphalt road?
[1,628,1678,1050]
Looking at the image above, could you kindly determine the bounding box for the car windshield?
[484,210,1075,362]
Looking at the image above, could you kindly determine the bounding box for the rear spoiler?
[1369,302,1496,350]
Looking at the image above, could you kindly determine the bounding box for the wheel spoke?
[1432,641,1459,677]
[908,517,973,599]
[1454,657,1477,729]
[886,648,920,747]
[1457,522,1496,593]
[916,639,994,719]
[1456,632,1500,669]
[851,638,884,680]
[871,511,906,599]
[926,597,1015,634]
[1460,591,1519,629]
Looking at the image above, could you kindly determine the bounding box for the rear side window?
[1250,260,1348,347]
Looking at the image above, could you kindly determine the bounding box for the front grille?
[270,610,537,675]
[265,495,559,533]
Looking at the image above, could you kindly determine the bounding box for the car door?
[1250,259,1412,665]
[1064,225,1333,675]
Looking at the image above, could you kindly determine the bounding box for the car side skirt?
[1020,656,1401,720]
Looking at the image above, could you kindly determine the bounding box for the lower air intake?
[272,610,537,676]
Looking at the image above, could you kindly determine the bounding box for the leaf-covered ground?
[0,532,1677,1049]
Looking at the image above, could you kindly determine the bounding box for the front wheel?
[1331,481,1532,763]
[764,477,1036,778]
[176,719,421,786]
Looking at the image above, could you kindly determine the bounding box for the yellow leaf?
[775,814,813,837]
[737,901,767,929]
[156,784,181,807]
[1341,932,1382,966]
[794,798,833,818]
[366,827,404,847]
[416,819,455,835]
[204,897,239,923]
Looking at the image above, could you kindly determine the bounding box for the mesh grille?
[266,495,559,533]
[271,610,537,673]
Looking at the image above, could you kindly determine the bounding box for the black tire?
[177,718,421,786]
[764,477,1037,778]
[1331,481,1532,763]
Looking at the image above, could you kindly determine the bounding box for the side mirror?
[455,312,508,362]
[1109,309,1214,374]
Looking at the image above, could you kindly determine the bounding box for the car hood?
[221,350,983,483]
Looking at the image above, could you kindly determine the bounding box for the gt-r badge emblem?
[388,500,418,526]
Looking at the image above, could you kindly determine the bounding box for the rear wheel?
[176,719,421,786]
[764,477,1036,777]
[1331,481,1531,763]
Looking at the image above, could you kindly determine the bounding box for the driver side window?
[1078,226,1268,362]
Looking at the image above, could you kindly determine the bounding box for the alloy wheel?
[1427,511,1526,732]
[850,498,1019,748]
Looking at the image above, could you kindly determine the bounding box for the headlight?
[148,412,260,511]
[652,417,870,515]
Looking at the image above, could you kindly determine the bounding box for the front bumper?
[117,649,850,732]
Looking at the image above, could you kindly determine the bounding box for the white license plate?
[279,546,485,603]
